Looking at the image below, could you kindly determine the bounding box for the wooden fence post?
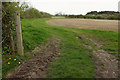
[14,11,24,56]
[10,28,15,54]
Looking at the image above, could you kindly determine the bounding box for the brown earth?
[47,19,118,32]
[78,35,118,78]
[6,36,118,78]
[6,37,61,78]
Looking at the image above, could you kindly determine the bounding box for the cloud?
[25,0,119,15]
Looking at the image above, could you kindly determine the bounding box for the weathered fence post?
[14,11,24,56]
[10,28,15,54]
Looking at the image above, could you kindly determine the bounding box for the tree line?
[64,11,120,20]
[22,8,51,19]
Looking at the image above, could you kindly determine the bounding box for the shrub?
[23,8,51,19]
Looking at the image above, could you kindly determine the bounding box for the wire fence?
[0,1,2,79]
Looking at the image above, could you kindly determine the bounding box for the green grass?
[71,28,118,58]
[2,54,30,78]
[22,18,51,52]
[46,27,95,78]
[2,18,118,78]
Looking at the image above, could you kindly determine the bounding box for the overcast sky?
[25,0,119,15]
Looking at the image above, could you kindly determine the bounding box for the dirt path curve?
[6,37,61,78]
[47,19,118,32]
[79,36,118,78]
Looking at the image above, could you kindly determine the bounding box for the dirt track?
[47,19,118,32]
[6,37,61,78]
[79,35,118,78]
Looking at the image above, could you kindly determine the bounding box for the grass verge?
[2,18,118,78]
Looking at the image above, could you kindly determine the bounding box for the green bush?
[23,8,51,19]
[65,11,119,20]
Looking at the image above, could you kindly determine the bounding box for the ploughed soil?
[47,19,118,32]
[6,37,61,78]
[78,35,118,78]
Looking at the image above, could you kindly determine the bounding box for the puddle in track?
[6,37,61,78]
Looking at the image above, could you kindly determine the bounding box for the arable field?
[3,18,118,78]
[47,19,118,32]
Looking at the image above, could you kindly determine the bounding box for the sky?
[21,0,119,15]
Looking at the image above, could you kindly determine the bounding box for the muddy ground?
[47,19,118,32]
[6,35,119,78]
[78,35,118,78]
[6,37,61,78]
